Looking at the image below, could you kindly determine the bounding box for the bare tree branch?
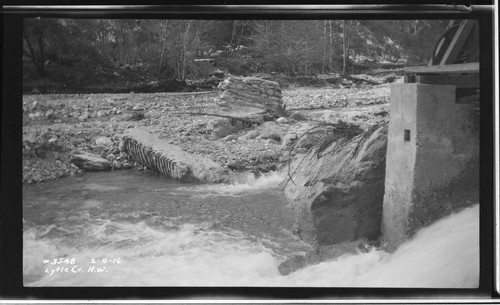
[171,112,261,125]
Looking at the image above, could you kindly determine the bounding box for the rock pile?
[218,77,284,115]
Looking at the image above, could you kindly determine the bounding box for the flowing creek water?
[23,170,479,287]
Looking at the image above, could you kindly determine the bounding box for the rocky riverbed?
[22,79,395,184]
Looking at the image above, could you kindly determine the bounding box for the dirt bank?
[22,80,395,184]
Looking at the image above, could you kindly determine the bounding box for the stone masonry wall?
[217,77,284,114]
[122,128,229,183]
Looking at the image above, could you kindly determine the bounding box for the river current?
[23,170,479,287]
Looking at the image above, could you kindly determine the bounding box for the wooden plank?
[194,58,215,62]
[468,22,480,62]
[405,62,479,74]
[427,20,464,66]
[416,74,479,88]
[440,20,477,65]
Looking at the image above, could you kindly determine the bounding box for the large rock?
[282,123,388,248]
[95,136,114,147]
[207,116,263,139]
[241,129,260,140]
[260,132,281,142]
[121,128,230,183]
[207,118,240,139]
[71,152,112,171]
[294,129,330,150]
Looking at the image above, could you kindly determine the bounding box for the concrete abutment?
[382,83,479,248]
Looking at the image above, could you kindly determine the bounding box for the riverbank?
[22,77,396,184]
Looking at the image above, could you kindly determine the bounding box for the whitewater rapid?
[23,171,479,287]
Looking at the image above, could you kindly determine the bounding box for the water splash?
[24,204,479,287]
[183,171,286,196]
[24,221,283,286]
[357,204,479,288]
[286,204,479,287]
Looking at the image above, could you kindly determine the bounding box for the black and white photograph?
[2,4,494,297]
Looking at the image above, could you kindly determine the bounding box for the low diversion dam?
[23,169,478,287]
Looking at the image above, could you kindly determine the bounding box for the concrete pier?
[382,83,479,247]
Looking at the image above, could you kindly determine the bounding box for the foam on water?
[24,204,479,287]
[82,183,122,192]
[24,220,283,286]
[285,204,479,287]
[179,171,286,196]
[357,203,479,288]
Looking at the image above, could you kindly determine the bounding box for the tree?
[23,18,58,77]
[155,20,213,80]
[24,18,115,77]
[359,20,448,64]
[341,20,355,76]
[157,20,169,81]
[23,18,452,83]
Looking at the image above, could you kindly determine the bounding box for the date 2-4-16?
[43,257,122,265]
[90,257,122,264]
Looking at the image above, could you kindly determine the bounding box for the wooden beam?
[405,62,479,74]
[439,20,477,65]
[416,74,479,88]
[468,21,480,62]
